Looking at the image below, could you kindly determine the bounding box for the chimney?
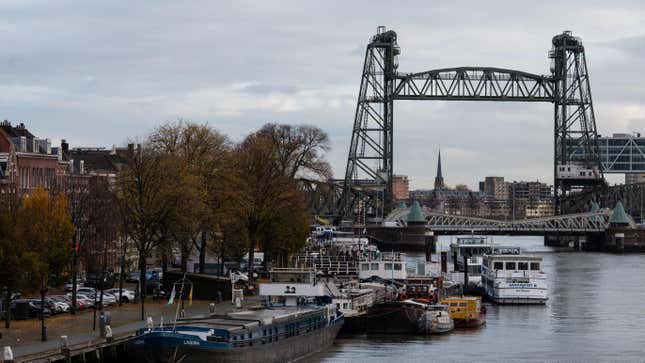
[127,143,134,158]
[46,138,51,154]
[110,144,117,155]
[79,160,85,174]
[61,139,69,154]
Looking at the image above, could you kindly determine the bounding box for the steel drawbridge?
[340,27,604,220]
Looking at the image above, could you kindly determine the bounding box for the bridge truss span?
[424,210,612,233]
[394,67,555,102]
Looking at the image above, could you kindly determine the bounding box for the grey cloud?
[1,0,644,189]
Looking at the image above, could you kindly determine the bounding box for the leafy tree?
[19,187,73,341]
[117,145,178,320]
[232,130,312,283]
[257,123,331,179]
[0,184,33,329]
[149,121,231,273]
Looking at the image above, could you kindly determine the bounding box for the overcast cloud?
[1,0,644,189]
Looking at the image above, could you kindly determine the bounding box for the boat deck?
[174,307,323,332]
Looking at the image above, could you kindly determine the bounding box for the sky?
[1,0,644,189]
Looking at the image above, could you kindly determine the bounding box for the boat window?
[343,303,349,309]
[450,302,458,306]
[459,302,467,307]
[530,262,540,271]
[494,262,504,270]
[505,262,516,270]
[361,263,370,271]
[384,263,393,270]
[393,263,402,271]
[371,263,379,270]
[518,262,528,270]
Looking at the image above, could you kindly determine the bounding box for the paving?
[0,296,261,359]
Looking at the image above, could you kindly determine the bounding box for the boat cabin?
[482,254,543,279]
[441,296,482,320]
[359,251,407,280]
[259,269,325,306]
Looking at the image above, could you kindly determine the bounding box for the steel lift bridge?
[340,26,604,220]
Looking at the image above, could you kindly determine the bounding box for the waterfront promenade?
[1,296,261,361]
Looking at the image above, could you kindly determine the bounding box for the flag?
[167,285,176,305]
[188,285,193,306]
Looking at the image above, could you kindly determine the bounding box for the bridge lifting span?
[341,27,604,220]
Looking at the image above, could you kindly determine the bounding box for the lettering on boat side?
[184,340,200,346]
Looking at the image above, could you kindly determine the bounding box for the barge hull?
[127,321,343,363]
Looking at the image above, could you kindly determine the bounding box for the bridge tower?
[340,26,399,218]
[550,31,604,213]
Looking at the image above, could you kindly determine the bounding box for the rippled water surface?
[313,236,645,362]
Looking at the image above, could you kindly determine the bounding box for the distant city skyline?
[0,1,641,189]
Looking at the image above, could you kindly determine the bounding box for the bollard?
[60,335,70,356]
[105,325,113,343]
[146,316,154,331]
[3,346,14,363]
[209,303,215,313]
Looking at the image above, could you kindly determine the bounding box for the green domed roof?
[609,201,631,225]
[406,201,425,223]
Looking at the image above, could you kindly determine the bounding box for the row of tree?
[0,121,330,327]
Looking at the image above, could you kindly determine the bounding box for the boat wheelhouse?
[441,296,486,328]
[359,251,407,280]
[449,236,494,275]
[481,254,548,304]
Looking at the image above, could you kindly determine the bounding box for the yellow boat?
[440,296,486,328]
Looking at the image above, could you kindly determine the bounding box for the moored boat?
[481,253,548,304]
[126,269,344,363]
[441,296,486,328]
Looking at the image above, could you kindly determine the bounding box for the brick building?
[0,120,70,193]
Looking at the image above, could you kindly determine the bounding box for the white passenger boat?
[481,253,548,304]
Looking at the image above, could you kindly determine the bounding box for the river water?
[313,236,645,362]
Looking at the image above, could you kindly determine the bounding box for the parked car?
[64,279,85,292]
[20,300,52,318]
[49,296,72,312]
[68,293,94,308]
[45,297,70,313]
[101,292,117,306]
[105,288,135,303]
[126,271,140,283]
[76,287,97,296]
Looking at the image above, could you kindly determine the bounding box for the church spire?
[434,147,445,190]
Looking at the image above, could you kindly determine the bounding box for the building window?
[361,263,370,271]
[384,263,393,270]
[505,262,516,270]
[393,263,402,271]
[530,262,540,271]
[518,262,528,270]
[371,263,379,270]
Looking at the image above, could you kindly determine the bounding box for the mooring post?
[2,346,14,363]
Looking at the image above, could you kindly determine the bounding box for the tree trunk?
[247,234,255,286]
[71,242,79,315]
[219,239,225,276]
[161,251,168,278]
[198,231,207,274]
[4,287,11,329]
[181,244,189,273]
[118,237,127,306]
[139,254,147,321]
[40,280,47,342]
